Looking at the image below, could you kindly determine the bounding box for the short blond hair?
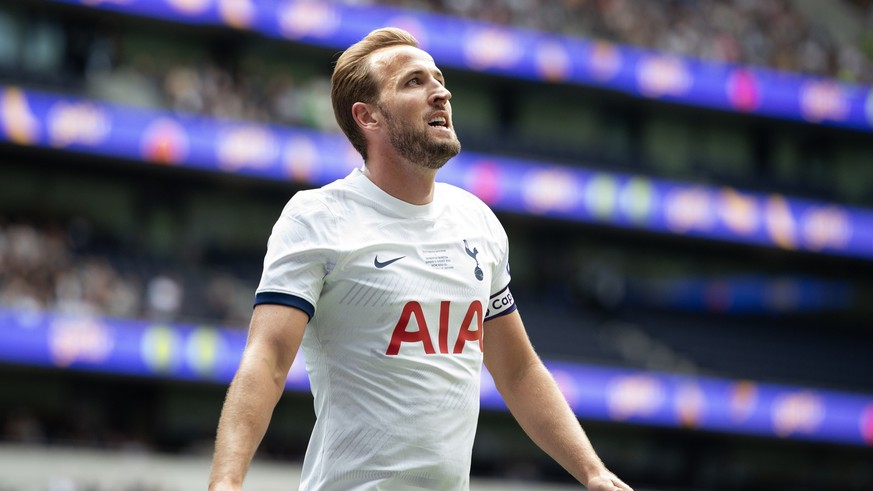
[331,27,419,160]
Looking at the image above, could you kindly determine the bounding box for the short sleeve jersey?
[255,168,516,490]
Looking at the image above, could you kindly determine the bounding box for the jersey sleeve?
[484,205,516,321]
[254,193,337,320]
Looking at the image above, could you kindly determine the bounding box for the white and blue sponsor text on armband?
[485,286,516,320]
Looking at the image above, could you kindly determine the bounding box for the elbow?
[271,369,288,395]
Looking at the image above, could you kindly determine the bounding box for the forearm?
[209,304,307,490]
[498,361,607,484]
[208,353,287,489]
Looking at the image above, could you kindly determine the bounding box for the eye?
[407,77,421,86]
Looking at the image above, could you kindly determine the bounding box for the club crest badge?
[463,240,484,281]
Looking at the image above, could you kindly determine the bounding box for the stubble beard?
[380,105,461,170]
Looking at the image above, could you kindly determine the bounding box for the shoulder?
[280,177,353,223]
[269,188,342,250]
[438,182,491,212]
[283,188,330,216]
[437,182,504,231]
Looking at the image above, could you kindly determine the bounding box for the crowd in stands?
[86,0,873,126]
[156,63,336,131]
[6,0,871,134]
[87,52,339,131]
[0,219,256,327]
[379,0,873,83]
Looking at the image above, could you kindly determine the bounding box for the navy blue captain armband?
[254,291,316,320]
[485,286,516,321]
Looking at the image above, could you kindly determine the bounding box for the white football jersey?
[256,168,515,490]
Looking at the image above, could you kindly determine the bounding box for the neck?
[362,158,437,205]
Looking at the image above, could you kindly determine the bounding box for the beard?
[379,104,461,170]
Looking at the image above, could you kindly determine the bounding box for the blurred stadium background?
[1,0,873,490]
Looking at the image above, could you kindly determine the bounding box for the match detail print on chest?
[418,239,486,282]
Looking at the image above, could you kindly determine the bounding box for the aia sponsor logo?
[386,301,483,355]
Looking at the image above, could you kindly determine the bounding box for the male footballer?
[209,27,632,491]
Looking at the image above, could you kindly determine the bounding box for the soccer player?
[209,27,632,491]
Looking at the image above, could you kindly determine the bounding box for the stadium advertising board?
[3,86,873,260]
[1,307,871,447]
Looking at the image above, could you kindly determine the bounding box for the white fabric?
[256,168,514,490]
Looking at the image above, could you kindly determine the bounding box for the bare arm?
[208,304,309,491]
[483,310,632,491]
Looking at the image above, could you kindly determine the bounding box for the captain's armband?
[485,286,516,321]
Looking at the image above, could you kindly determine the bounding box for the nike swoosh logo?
[374,255,405,268]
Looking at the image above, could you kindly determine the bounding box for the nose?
[429,83,452,107]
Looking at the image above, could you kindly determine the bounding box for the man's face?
[371,46,461,169]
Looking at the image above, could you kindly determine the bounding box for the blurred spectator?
[0,219,254,327]
[376,0,873,83]
[4,0,872,136]
[205,273,253,327]
[145,273,183,321]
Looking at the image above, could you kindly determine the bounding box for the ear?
[352,102,380,132]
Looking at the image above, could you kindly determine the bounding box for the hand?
[587,472,633,491]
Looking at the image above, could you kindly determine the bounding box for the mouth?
[427,114,451,131]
